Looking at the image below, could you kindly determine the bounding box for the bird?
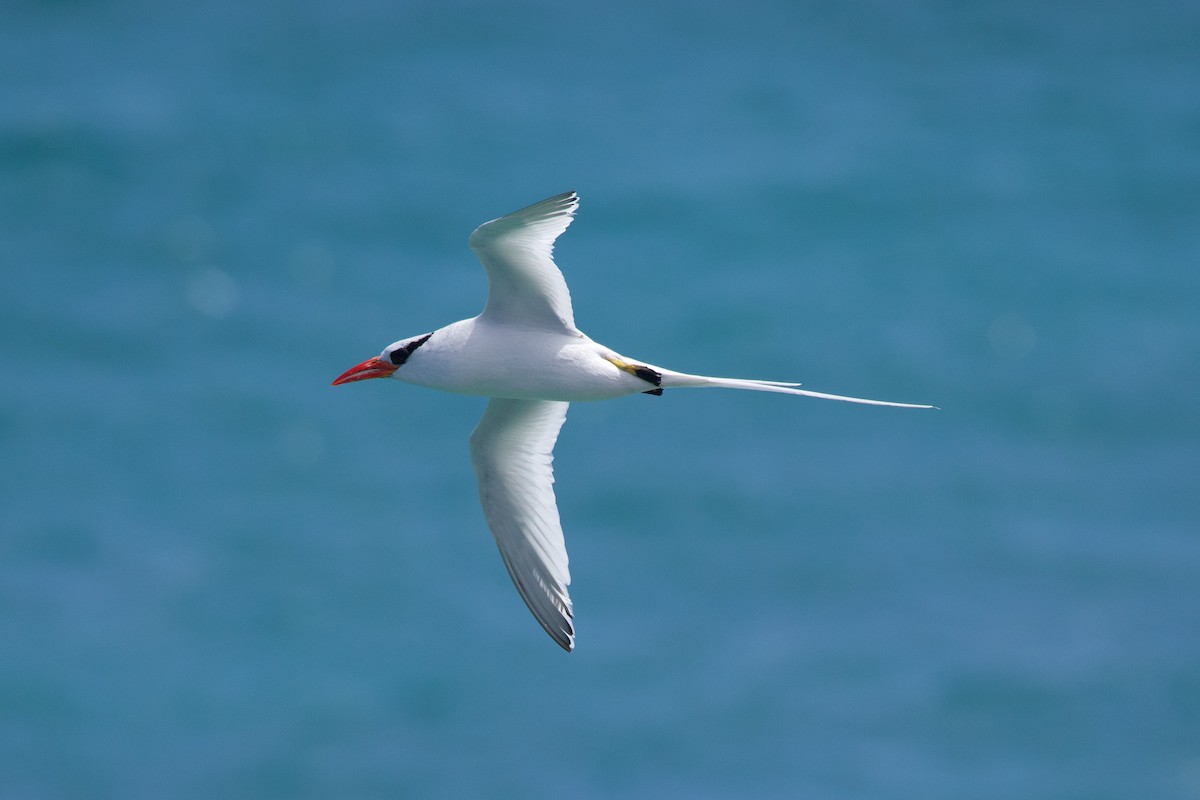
[332,191,933,652]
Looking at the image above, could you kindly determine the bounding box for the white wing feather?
[469,191,580,332]
[469,398,574,651]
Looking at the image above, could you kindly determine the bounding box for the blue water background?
[3,1,1198,798]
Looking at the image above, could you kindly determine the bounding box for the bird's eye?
[387,332,434,366]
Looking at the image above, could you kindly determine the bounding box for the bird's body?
[395,318,649,402]
[333,191,933,651]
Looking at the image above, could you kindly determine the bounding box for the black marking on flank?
[632,365,662,386]
[642,387,663,396]
[388,333,433,366]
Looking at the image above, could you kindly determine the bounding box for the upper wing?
[468,398,574,651]
[468,191,579,332]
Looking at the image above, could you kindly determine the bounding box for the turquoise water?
[3,1,1198,798]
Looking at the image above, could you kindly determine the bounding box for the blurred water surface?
[2,1,1198,798]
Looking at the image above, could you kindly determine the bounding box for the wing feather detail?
[468,191,579,332]
[469,398,574,651]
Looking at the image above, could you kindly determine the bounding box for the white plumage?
[333,191,934,651]
[469,398,573,650]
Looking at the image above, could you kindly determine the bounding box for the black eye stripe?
[388,333,433,366]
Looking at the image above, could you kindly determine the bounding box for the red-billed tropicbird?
[333,191,933,651]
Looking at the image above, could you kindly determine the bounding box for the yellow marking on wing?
[603,355,637,375]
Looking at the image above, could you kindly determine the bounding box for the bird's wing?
[468,191,579,332]
[469,398,574,651]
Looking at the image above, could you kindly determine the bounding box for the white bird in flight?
[333,191,933,652]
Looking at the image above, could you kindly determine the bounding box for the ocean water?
[2,1,1198,798]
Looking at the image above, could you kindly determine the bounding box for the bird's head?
[331,333,433,386]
